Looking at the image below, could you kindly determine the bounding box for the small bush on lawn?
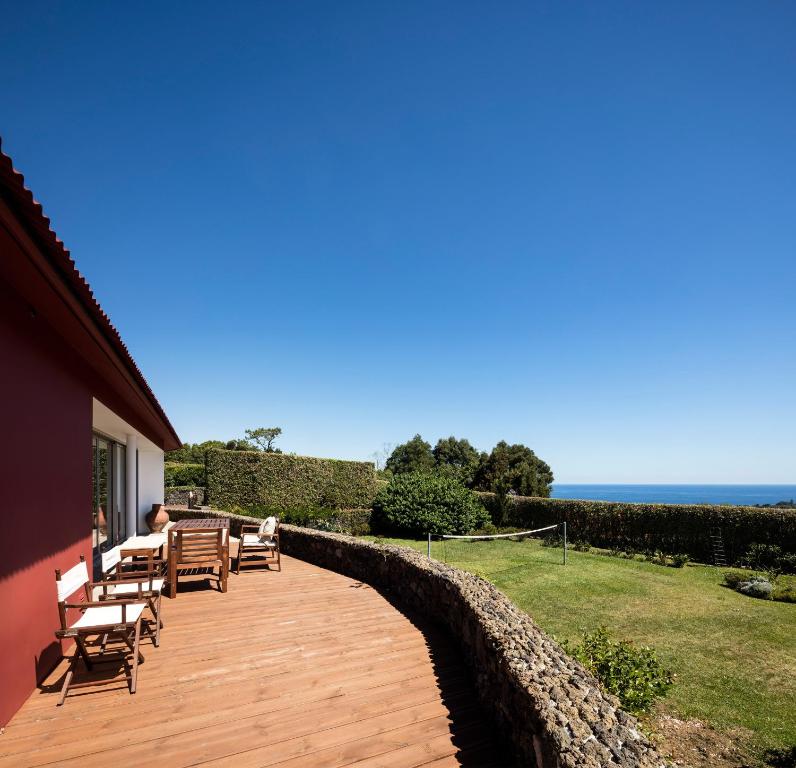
[641,550,690,568]
[724,569,796,603]
[645,550,664,566]
[567,627,673,714]
[772,580,796,603]
[572,539,591,552]
[371,472,490,536]
[723,570,748,589]
[742,543,796,575]
[470,522,498,537]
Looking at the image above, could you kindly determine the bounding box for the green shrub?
[542,532,564,548]
[742,543,796,575]
[470,522,499,536]
[206,449,377,510]
[723,570,748,589]
[371,472,490,536]
[572,539,591,552]
[645,550,669,567]
[670,553,690,568]
[771,579,796,603]
[477,492,796,566]
[567,627,673,714]
[165,462,205,487]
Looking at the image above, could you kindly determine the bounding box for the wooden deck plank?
[0,555,507,768]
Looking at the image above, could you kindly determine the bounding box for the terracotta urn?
[97,505,107,535]
[146,503,169,533]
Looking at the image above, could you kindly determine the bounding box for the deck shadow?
[357,582,516,767]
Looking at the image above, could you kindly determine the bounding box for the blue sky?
[2,2,795,482]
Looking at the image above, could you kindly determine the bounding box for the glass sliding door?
[92,433,127,574]
[113,443,126,545]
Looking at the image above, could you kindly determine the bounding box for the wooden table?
[167,518,230,598]
[170,518,230,533]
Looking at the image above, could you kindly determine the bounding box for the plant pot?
[146,503,169,533]
[97,505,107,535]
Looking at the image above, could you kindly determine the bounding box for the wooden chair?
[168,528,228,598]
[54,555,146,705]
[97,547,166,646]
[236,517,281,573]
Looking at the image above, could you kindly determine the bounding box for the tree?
[385,435,434,475]
[432,436,481,486]
[225,439,250,451]
[369,442,394,472]
[474,441,554,499]
[166,440,225,463]
[244,427,282,453]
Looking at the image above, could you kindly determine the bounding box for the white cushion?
[106,578,165,595]
[122,533,167,550]
[242,534,276,547]
[72,603,145,629]
[57,561,89,601]
[258,517,277,536]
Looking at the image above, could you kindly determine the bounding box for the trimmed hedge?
[206,449,377,510]
[165,461,205,488]
[479,493,796,565]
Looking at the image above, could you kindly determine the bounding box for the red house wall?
[0,280,93,727]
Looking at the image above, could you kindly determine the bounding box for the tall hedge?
[206,449,377,510]
[479,493,796,565]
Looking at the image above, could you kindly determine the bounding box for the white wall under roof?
[92,399,160,452]
[137,450,165,531]
[92,398,165,535]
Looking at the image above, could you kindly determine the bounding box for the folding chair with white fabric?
[54,555,147,705]
[97,546,166,647]
[236,516,281,573]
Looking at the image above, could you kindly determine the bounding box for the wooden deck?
[0,555,507,768]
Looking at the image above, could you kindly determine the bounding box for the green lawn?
[362,536,796,760]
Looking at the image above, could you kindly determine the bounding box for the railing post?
[427,532,431,559]
[563,521,567,565]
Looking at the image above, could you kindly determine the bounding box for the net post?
[427,532,431,559]
[563,521,567,565]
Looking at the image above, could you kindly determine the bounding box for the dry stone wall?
[164,486,206,506]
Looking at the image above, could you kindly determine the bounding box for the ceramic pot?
[146,503,169,532]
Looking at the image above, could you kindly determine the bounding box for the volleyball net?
[427,521,569,565]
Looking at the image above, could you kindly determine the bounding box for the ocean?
[550,484,796,506]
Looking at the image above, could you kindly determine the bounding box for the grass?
[362,535,796,760]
